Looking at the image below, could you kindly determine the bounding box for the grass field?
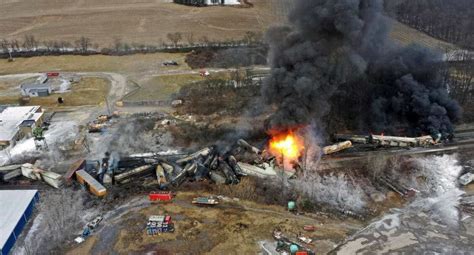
[0,53,189,75]
[127,74,204,101]
[0,77,110,109]
[126,71,235,101]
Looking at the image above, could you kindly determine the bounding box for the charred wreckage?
[65,139,292,196]
[62,128,455,198]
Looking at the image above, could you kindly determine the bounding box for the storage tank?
[288,201,296,211]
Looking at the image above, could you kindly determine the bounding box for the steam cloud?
[263,0,461,136]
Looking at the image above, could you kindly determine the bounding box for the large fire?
[268,130,305,170]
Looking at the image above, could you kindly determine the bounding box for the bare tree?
[14,189,86,253]
[185,32,195,45]
[243,31,257,44]
[113,37,122,52]
[10,39,20,51]
[200,35,210,46]
[43,40,54,52]
[59,40,71,52]
[167,32,182,47]
[22,35,39,50]
[75,36,92,53]
[0,39,9,52]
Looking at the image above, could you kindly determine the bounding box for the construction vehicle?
[33,126,48,150]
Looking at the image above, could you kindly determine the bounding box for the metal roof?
[20,83,50,90]
[0,190,38,250]
[0,106,43,142]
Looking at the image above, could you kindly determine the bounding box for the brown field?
[0,0,453,51]
[0,0,276,46]
[390,19,455,50]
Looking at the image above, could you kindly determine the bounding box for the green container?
[288,201,296,210]
[290,244,299,254]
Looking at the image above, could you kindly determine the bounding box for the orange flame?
[268,130,305,170]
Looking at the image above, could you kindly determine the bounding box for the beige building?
[0,106,44,149]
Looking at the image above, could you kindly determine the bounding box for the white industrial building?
[0,190,39,255]
[0,106,45,149]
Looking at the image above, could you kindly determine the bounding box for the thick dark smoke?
[263,0,461,136]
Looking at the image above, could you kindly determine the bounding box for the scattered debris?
[21,163,63,188]
[297,234,313,244]
[0,164,23,181]
[273,229,314,255]
[88,114,116,133]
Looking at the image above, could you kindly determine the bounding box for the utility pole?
[105,97,111,116]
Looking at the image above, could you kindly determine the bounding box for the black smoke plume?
[262,0,461,136]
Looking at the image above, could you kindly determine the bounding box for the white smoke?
[407,154,464,227]
[293,173,367,213]
[0,120,78,167]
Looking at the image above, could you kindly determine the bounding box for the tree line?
[443,50,474,121]
[0,31,264,58]
[387,0,473,49]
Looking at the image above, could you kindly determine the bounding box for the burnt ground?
[67,191,363,255]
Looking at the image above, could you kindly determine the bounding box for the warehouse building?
[20,74,51,97]
[20,83,52,97]
[0,106,45,149]
[0,190,39,255]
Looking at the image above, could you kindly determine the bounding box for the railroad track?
[319,136,474,170]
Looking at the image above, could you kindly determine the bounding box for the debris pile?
[86,138,291,190]
[273,229,315,255]
[0,162,63,188]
